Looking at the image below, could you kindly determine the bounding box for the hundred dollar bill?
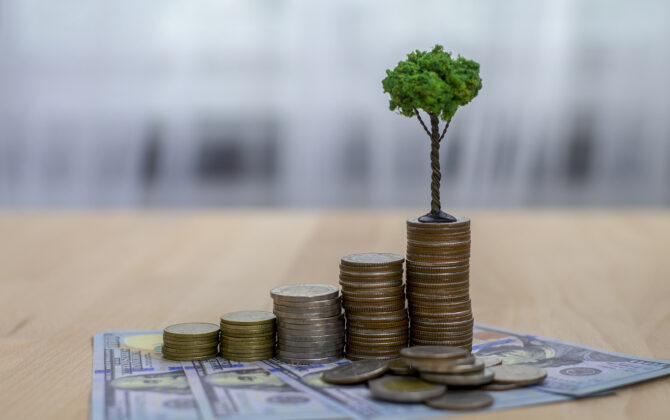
[472,324,670,397]
[91,330,202,420]
[182,356,578,420]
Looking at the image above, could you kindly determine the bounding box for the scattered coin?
[425,390,494,410]
[369,376,446,403]
[420,368,494,386]
[387,359,416,375]
[321,360,389,384]
[489,364,547,385]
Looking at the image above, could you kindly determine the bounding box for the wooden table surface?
[1,210,669,419]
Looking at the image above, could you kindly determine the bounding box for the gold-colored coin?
[162,336,219,346]
[163,353,219,361]
[221,354,274,362]
[220,310,276,326]
[369,375,446,403]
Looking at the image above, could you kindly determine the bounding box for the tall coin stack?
[220,311,276,361]
[339,253,409,361]
[406,216,473,350]
[271,284,345,364]
[162,322,221,361]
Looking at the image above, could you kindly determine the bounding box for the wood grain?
[0,210,668,419]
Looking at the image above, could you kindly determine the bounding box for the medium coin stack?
[220,311,276,361]
[271,284,345,364]
[162,322,220,361]
[406,216,473,350]
[339,253,409,361]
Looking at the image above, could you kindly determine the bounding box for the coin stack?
[162,322,220,361]
[401,345,494,388]
[271,284,345,364]
[220,311,276,361]
[339,253,409,361]
[406,216,473,350]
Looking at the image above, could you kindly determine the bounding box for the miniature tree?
[382,45,482,223]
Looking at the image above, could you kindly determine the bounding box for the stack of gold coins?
[406,216,473,350]
[162,322,220,361]
[339,253,409,361]
[271,284,344,364]
[219,311,276,361]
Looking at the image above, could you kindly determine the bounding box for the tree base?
[418,210,457,223]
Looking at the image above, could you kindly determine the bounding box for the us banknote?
[181,356,574,420]
[91,330,202,420]
[472,324,670,397]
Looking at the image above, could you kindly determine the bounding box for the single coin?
[221,354,273,362]
[161,341,220,351]
[341,253,404,267]
[321,360,389,384]
[489,364,547,385]
[274,309,342,320]
[271,284,339,303]
[407,216,470,228]
[387,359,416,375]
[220,311,275,326]
[401,345,469,361]
[277,349,343,359]
[346,337,407,347]
[475,355,502,367]
[271,298,341,310]
[279,355,343,364]
[413,359,484,374]
[340,279,403,288]
[163,353,219,361]
[164,322,220,339]
[220,324,275,332]
[161,349,220,358]
[347,354,399,362]
[421,368,494,386]
[162,337,220,346]
[369,376,446,403]
[276,313,344,326]
[273,304,341,316]
[425,390,494,410]
[480,382,522,391]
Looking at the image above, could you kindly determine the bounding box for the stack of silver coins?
[339,253,409,361]
[406,216,473,350]
[270,284,344,364]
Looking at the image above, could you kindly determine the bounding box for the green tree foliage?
[382,45,482,222]
[382,45,482,121]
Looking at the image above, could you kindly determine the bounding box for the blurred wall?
[0,0,669,208]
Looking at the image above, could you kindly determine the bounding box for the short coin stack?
[339,253,409,361]
[406,216,473,350]
[401,345,494,388]
[220,311,276,361]
[271,284,344,364]
[162,322,220,361]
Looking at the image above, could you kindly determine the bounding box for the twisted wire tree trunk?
[429,113,442,213]
[415,109,455,222]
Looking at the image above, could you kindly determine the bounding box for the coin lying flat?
[475,355,502,367]
[271,284,339,303]
[479,382,522,391]
[220,311,276,326]
[489,364,547,385]
[425,390,494,410]
[321,360,389,384]
[411,357,484,374]
[369,376,446,403]
[164,322,220,338]
[387,359,416,375]
[421,369,494,386]
[341,253,404,267]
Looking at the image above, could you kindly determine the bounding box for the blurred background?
[0,0,668,208]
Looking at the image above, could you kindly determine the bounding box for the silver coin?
[387,359,416,375]
[274,308,341,320]
[273,303,341,314]
[271,284,339,303]
[278,344,344,353]
[489,364,547,385]
[277,349,343,359]
[368,376,446,403]
[276,313,344,326]
[341,253,404,267]
[278,355,343,365]
[475,355,502,367]
[321,360,389,384]
[277,332,344,342]
[420,368,494,386]
[412,358,484,374]
[425,390,494,410]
